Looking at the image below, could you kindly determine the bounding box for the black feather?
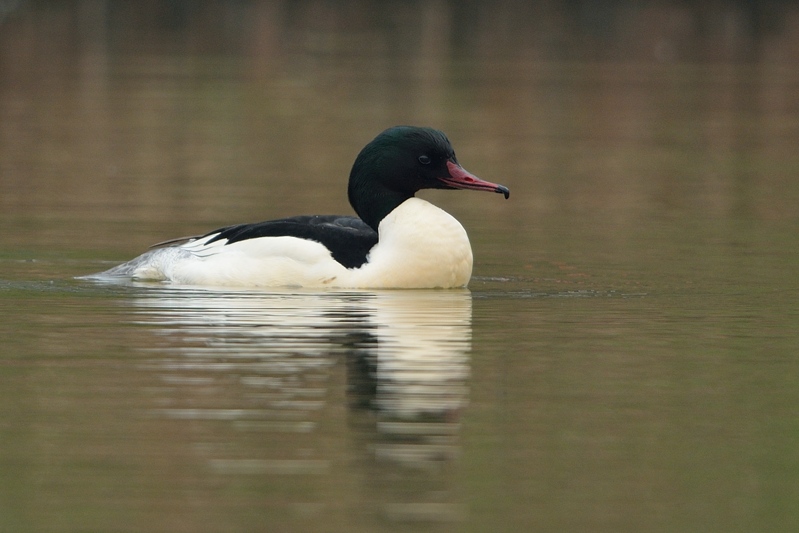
[202,215,379,269]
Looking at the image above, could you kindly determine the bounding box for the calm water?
[2,1,799,532]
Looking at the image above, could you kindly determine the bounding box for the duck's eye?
[418,155,432,165]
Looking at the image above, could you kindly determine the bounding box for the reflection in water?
[131,288,471,523]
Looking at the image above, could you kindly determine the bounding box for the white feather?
[94,198,473,289]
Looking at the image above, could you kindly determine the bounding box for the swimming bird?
[93,126,509,288]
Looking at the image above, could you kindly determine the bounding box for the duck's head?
[348,126,509,231]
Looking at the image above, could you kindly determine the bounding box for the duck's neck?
[353,190,412,232]
[348,170,413,232]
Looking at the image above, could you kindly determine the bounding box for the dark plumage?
[203,215,378,269]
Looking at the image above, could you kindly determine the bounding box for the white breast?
[341,198,473,289]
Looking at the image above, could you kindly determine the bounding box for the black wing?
[201,215,379,269]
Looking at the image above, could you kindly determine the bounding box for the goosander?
[92,126,509,289]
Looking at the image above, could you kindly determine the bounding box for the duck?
[92,126,509,289]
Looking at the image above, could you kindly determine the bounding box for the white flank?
[94,198,474,289]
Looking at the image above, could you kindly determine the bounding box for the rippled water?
[2,1,799,532]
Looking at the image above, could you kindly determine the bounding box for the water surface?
[2,2,799,532]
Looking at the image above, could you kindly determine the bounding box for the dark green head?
[348,126,509,231]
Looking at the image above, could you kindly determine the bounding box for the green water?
[2,1,799,532]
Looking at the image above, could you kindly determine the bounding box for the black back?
[202,215,378,269]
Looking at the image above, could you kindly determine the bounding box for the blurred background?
[2,0,798,257]
[2,2,799,532]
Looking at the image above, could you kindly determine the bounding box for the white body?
[99,198,474,289]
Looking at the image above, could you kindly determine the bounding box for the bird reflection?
[131,287,471,523]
